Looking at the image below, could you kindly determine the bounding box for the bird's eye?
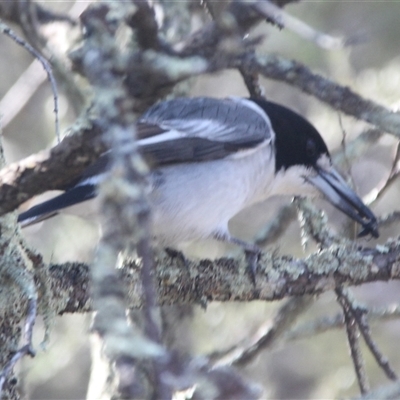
[306,139,317,158]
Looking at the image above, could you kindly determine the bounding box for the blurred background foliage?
[1,1,400,399]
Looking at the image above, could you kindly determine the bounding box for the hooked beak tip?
[309,166,380,239]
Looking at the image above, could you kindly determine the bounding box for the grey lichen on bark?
[43,237,400,314]
[0,134,38,399]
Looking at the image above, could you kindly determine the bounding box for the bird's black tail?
[18,184,97,227]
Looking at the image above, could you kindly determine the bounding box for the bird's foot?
[213,232,261,285]
[244,247,261,286]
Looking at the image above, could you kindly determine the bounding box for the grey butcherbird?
[18,97,379,277]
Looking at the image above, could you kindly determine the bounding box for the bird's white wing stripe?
[138,130,185,145]
[76,173,107,187]
[138,119,237,145]
[229,139,271,159]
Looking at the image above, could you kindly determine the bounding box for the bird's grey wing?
[19,98,272,225]
[137,97,274,165]
[67,97,274,177]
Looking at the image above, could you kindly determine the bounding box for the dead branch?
[0,20,60,140]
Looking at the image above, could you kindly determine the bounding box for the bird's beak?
[306,166,379,238]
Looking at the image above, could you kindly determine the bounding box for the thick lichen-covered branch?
[47,238,400,315]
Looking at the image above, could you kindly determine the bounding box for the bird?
[18,97,379,266]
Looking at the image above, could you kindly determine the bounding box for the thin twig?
[0,1,76,26]
[0,1,89,129]
[338,114,356,188]
[339,289,398,382]
[338,114,360,239]
[0,60,46,130]
[0,20,60,142]
[367,141,400,205]
[210,296,314,368]
[285,304,400,342]
[356,312,398,381]
[336,287,370,395]
[254,0,346,49]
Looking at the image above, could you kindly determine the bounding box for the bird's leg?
[213,232,261,285]
[229,237,261,285]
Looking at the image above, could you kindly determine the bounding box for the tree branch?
[0,119,104,216]
[47,238,400,315]
[238,53,400,139]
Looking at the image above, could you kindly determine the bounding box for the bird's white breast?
[148,143,275,246]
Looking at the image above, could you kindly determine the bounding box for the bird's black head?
[251,98,330,172]
[250,97,379,239]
